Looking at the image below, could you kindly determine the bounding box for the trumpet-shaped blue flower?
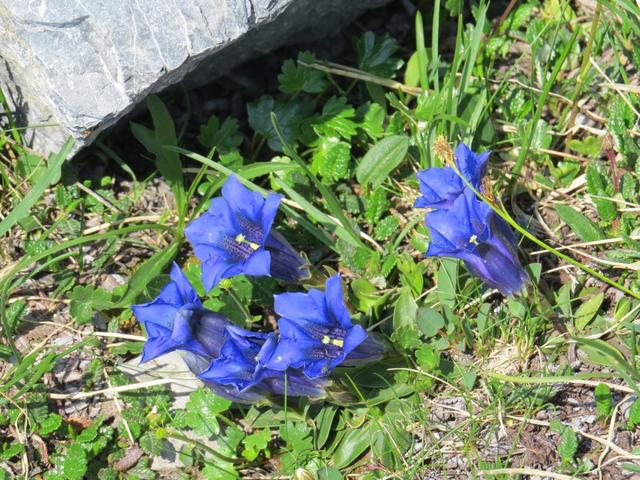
[414,143,490,209]
[185,176,310,292]
[425,189,527,295]
[259,275,377,379]
[131,262,230,362]
[198,325,326,399]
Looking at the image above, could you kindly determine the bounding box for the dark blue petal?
[339,324,368,363]
[262,371,327,397]
[200,257,236,293]
[324,275,353,330]
[462,242,527,295]
[169,262,202,309]
[414,167,464,209]
[455,143,490,188]
[265,230,311,283]
[342,333,385,366]
[273,291,319,324]
[260,193,282,245]
[240,249,272,278]
[222,175,269,225]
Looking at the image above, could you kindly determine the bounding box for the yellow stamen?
[434,136,455,167]
[235,233,260,251]
[321,335,330,344]
[331,339,344,348]
[469,235,478,245]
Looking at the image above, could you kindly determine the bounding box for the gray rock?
[0,0,390,156]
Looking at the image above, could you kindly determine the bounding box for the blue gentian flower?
[414,143,490,209]
[425,189,527,295]
[198,325,326,399]
[185,175,310,292]
[131,262,230,362]
[259,275,376,379]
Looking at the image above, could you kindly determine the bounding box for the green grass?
[2,0,640,478]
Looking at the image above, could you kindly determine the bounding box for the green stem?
[226,288,253,326]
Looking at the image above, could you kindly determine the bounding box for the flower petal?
[324,275,353,329]
[222,175,267,225]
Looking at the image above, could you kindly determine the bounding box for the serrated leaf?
[198,116,242,153]
[627,399,640,428]
[557,425,578,464]
[312,137,351,182]
[241,429,271,461]
[38,413,62,435]
[365,188,388,225]
[595,383,612,418]
[373,215,399,241]
[358,102,385,139]
[63,443,87,480]
[184,388,232,438]
[278,51,327,95]
[554,204,605,242]
[312,97,358,140]
[356,135,409,189]
[248,95,315,152]
[356,31,402,78]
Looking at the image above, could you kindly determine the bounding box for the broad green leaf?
[393,288,417,331]
[332,427,370,469]
[198,116,242,153]
[355,31,402,78]
[356,135,409,189]
[248,95,314,152]
[437,258,458,308]
[416,307,445,338]
[68,286,113,325]
[0,137,73,237]
[574,293,604,330]
[316,406,337,449]
[554,204,604,242]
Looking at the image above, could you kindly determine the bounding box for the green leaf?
[355,31,402,78]
[554,204,605,242]
[557,425,578,464]
[68,286,113,325]
[318,466,343,480]
[0,442,24,461]
[241,429,271,461]
[63,443,88,480]
[280,422,313,453]
[594,383,612,418]
[437,258,458,308]
[393,288,418,331]
[198,116,242,153]
[184,388,232,438]
[627,399,640,429]
[312,96,358,140]
[312,137,351,182]
[356,135,409,189]
[38,413,62,435]
[416,307,445,338]
[364,188,388,225]
[278,51,327,95]
[574,293,604,330]
[373,216,400,241]
[0,137,73,237]
[358,102,385,139]
[316,406,337,449]
[248,95,314,152]
[567,136,601,156]
[332,427,370,469]
[132,95,184,208]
